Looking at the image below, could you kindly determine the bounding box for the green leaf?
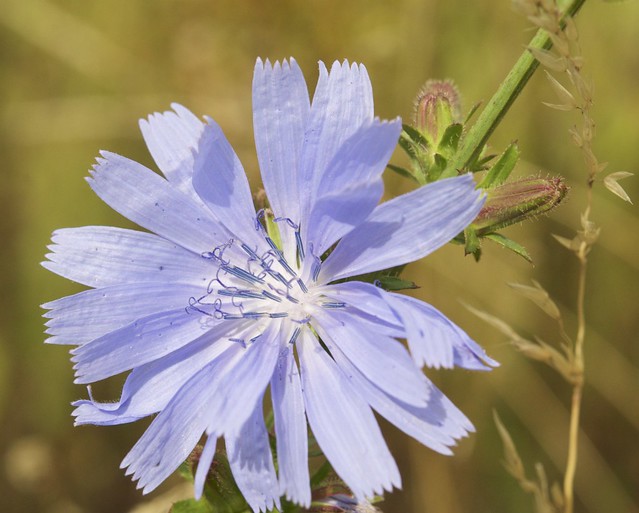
[170,499,215,513]
[472,152,498,171]
[484,232,532,262]
[375,275,418,291]
[464,101,483,124]
[478,142,520,188]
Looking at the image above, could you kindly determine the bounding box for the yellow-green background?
[1,1,637,512]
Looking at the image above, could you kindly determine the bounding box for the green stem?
[442,0,586,177]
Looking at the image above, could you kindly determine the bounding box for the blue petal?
[319,281,403,332]
[305,118,402,256]
[312,308,430,407]
[204,320,282,437]
[43,282,204,345]
[192,120,263,248]
[313,328,473,454]
[386,293,498,370]
[319,174,484,282]
[72,324,239,425]
[194,436,218,500]
[322,281,496,370]
[139,104,205,198]
[88,152,228,254]
[270,342,310,506]
[43,226,214,288]
[227,398,281,513]
[298,61,374,238]
[253,58,310,231]
[71,308,214,384]
[121,345,241,494]
[297,327,400,500]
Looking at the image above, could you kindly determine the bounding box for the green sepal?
[170,498,216,513]
[425,153,447,182]
[437,123,463,157]
[401,123,429,148]
[484,232,532,262]
[463,226,482,261]
[174,448,249,513]
[386,163,420,183]
[478,142,520,188]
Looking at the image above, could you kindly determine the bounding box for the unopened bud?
[414,79,461,146]
[474,176,568,234]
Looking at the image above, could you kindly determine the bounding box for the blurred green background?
[1,0,637,512]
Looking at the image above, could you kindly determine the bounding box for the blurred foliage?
[0,0,637,512]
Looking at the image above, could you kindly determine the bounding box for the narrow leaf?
[386,163,420,183]
[478,142,520,188]
[484,232,532,263]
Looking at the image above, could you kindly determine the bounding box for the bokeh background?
[1,0,637,512]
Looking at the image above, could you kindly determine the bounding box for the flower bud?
[473,176,568,234]
[414,79,461,146]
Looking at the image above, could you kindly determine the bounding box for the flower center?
[185,212,346,348]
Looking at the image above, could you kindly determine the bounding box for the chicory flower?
[43,58,494,512]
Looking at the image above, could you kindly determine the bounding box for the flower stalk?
[442,0,587,177]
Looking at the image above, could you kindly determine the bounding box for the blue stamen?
[276,255,296,277]
[217,289,266,300]
[269,312,289,318]
[261,290,282,302]
[267,269,293,289]
[264,235,282,255]
[254,209,266,231]
[229,338,247,348]
[321,301,346,309]
[221,264,264,285]
[295,230,305,260]
[297,279,308,293]
[240,243,260,260]
[289,326,302,345]
[311,259,321,282]
[240,311,270,319]
[274,216,299,229]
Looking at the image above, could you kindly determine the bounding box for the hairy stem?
[442,0,586,177]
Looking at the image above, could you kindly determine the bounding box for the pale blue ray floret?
[42,57,496,512]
